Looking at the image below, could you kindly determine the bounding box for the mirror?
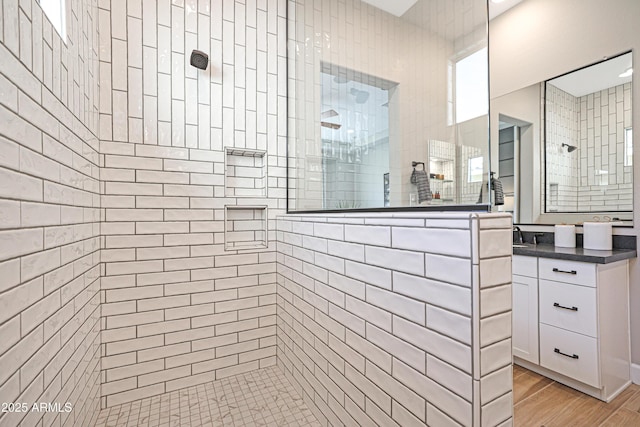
[544,52,633,216]
[489,0,636,225]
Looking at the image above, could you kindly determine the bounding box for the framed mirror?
[489,0,638,227]
[544,52,633,217]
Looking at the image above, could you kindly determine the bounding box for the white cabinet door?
[512,274,539,364]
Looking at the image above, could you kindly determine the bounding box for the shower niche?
[224,147,267,198]
[224,205,268,250]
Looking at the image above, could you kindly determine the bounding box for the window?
[454,47,488,123]
[468,156,483,183]
[624,127,633,167]
[39,0,66,40]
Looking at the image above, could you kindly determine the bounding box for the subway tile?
[393,358,472,426]
[365,246,424,276]
[0,276,43,325]
[480,312,511,347]
[367,285,425,325]
[480,365,512,405]
[345,329,391,374]
[392,227,471,257]
[345,295,391,332]
[0,167,43,203]
[479,256,512,288]
[136,343,191,363]
[480,339,512,376]
[480,284,511,318]
[393,316,471,374]
[105,335,164,356]
[479,229,512,258]
[366,361,425,421]
[106,310,164,330]
[426,305,471,345]
[106,384,164,407]
[344,225,390,246]
[138,270,191,286]
[314,223,343,240]
[426,354,472,402]
[327,240,364,262]
[393,272,471,316]
[425,253,472,287]
[345,365,391,415]
[105,260,163,276]
[21,290,61,334]
[344,260,391,290]
[481,391,513,426]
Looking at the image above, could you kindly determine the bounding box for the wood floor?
[513,364,640,426]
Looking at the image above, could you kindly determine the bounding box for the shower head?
[562,143,577,153]
[350,88,370,104]
[190,50,209,70]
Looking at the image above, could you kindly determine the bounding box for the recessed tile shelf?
[224,205,268,250]
[225,147,267,198]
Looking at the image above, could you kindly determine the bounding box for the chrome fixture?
[513,225,524,244]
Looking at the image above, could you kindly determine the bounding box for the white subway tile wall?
[0,0,102,426]
[277,212,513,427]
[98,0,286,409]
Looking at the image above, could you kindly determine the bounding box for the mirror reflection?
[545,52,633,214]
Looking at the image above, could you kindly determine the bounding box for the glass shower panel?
[288,0,490,211]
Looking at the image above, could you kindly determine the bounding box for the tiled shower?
[0,0,512,426]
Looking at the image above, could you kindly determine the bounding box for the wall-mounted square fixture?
[224,205,268,250]
[224,147,267,197]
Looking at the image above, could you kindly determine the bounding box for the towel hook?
[411,161,425,171]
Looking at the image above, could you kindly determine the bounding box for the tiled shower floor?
[95,366,321,427]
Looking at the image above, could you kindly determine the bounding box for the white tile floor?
[95,366,321,427]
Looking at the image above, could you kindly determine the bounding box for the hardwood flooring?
[513,364,640,426]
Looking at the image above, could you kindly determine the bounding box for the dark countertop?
[513,243,637,264]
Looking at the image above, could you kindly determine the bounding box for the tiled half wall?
[276,212,514,427]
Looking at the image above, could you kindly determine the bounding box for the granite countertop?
[513,243,637,264]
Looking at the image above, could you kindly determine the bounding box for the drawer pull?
[552,268,577,275]
[554,348,579,359]
[553,302,578,311]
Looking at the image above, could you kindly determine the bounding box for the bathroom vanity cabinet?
[512,254,631,402]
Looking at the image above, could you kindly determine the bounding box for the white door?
[512,274,539,364]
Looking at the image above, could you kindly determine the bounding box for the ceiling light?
[491,0,507,3]
[619,68,633,78]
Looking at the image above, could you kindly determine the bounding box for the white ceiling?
[488,0,524,20]
[361,0,522,21]
[361,0,419,17]
[548,52,633,97]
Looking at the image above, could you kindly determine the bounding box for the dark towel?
[477,176,505,206]
[492,176,504,206]
[411,169,432,203]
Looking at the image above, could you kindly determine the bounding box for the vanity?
[512,244,637,402]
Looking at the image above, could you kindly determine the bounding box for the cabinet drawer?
[539,280,597,337]
[540,323,600,388]
[513,255,537,277]
[539,258,596,287]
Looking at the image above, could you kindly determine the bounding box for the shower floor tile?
[94,366,321,427]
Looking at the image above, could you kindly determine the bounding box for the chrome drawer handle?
[552,268,577,275]
[553,302,578,311]
[554,348,579,359]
